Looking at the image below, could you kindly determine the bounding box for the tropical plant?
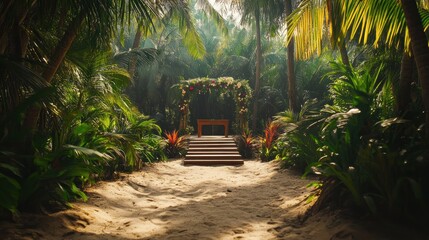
[276,61,429,222]
[286,0,350,65]
[260,120,281,161]
[235,129,257,159]
[0,152,21,215]
[274,99,325,171]
[164,130,188,158]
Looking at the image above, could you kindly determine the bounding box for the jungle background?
[1,0,429,235]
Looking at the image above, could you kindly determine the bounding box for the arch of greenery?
[177,77,252,134]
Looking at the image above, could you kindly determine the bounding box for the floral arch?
[177,77,252,133]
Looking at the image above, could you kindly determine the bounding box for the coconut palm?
[0,0,184,139]
[336,0,429,134]
[288,0,429,136]
[285,0,298,113]
[217,0,285,131]
[400,0,429,137]
[286,0,350,65]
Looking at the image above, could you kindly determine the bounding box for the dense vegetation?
[1,0,429,229]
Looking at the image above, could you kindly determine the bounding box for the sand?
[0,159,424,239]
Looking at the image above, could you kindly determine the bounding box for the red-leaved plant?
[164,130,187,158]
[234,129,256,159]
[260,121,280,161]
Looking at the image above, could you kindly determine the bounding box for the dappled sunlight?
[2,0,429,239]
[39,160,314,239]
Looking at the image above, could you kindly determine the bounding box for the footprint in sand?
[266,220,277,225]
[203,221,216,227]
[232,229,246,234]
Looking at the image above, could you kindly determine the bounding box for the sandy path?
[2,159,420,239]
[70,160,312,239]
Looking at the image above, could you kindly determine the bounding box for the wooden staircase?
[183,136,244,166]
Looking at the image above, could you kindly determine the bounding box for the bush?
[260,121,281,161]
[234,130,257,159]
[164,130,187,158]
[275,62,429,222]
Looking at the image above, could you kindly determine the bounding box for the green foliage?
[274,99,324,171]
[0,152,21,214]
[0,51,166,215]
[277,62,429,221]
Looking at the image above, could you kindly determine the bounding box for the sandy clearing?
[1,159,423,239]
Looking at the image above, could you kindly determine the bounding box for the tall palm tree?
[401,0,429,137]
[289,0,429,128]
[217,0,284,131]
[336,0,429,133]
[0,1,183,139]
[285,0,298,113]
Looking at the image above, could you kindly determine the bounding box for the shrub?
[234,129,257,159]
[277,62,429,222]
[260,121,281,161]
[164,130,187,158]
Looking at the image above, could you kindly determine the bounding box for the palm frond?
[286,0,328,60]
[196,0,229,35]
[168,3,206,59]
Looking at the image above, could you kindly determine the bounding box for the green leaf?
[73,123,92,136]
[0,173,20,213]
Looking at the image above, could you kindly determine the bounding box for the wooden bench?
[197,119,229,137]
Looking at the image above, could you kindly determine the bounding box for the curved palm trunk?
[251,8,262,132]
[285,0,298,113]
[396,52,414,114]
[23,10,85,133]
[401,0,429,138]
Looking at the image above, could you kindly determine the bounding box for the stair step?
[185,154,242,160]
[184,136,244,166]
[188,147,238,151]
[190,136,233,140]
[186,151,240,155]
[189,143,237,147]
[190,138,235,141]
[189,141,235,145]
[183,159,244,166]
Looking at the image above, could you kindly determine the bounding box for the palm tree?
[286,0,350,65]
[285,0,298,113]
[0,0,185,148]
[217,0,285,131]
[288,0,429,132]
[400,0,429,137]
[335,0,429,134]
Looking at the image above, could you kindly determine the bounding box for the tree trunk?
[326,0,350,66]
[158,75,167,116]
[396,52,414,114]
[401,0,429,138]
[128,23,143,82]
[22,10,85,133]
[252,7,262,132]
[0,0,30,54]
[338,41,350,66]
[285,0,298,113]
